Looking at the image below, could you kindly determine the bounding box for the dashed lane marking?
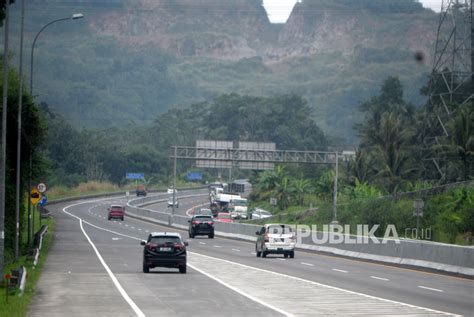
[418,286,444,293]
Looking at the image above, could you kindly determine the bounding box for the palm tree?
[372,112,417,193]
[435,106,474,181]
[254,165,288,200]
[274,176,292,210]
[291,179,311,205]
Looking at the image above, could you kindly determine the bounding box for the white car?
[167,198,179,208]
[252,208,273,219]
[255,224,296,258]
[167,187,177,194]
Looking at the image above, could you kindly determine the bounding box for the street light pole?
[0,0,10,277]
[27,13,84,242]
[171,146,177,226]
[30,13,84,96]
[332,152,339,224]
[14,0,26,262]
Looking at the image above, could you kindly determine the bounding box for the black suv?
[141,232,188,273]
[188,215,215,239]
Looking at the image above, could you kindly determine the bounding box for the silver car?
[252,208,273,219]
[255,223,296,258]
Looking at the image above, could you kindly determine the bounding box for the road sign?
[30,188,41,205]
[413,198,424,217]
[186,172,202,181]
[38,194,47,207]
[270,197,277,206]
[37,182,47,193]
[126,173,144,180]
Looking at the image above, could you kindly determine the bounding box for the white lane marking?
[213,245,222,248]
[301,262,314,267]
[186,202,209,217]
[138,228,142,231]
[112,237,121,241]
[199,242,206,245]
[332,269,348,273]
[418,286,444,293]
[62,196,455,317]
[371,276,390,282]
[232,249,241,252]
[187,263,293,317]
[131,226,135,229]
[125,224,129,227]
[118,222,122,225]
[189,252,457,316]
[75,217,144,317]
[145,230,149,232]
[277,258,286,261]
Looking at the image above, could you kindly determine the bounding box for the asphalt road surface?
[28,191,473,316]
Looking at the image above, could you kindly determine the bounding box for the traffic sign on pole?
[38,194,47,207]
[37,182,47,193]
[30,188,41,205]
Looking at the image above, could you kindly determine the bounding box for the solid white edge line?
[418,286,444,293]
[370,276,390,281]
[78,219,145,317]
[189,252,459,317]
[62,199,145,317]
[187,263,292,317]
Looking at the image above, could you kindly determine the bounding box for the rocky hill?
[13,0,438,144]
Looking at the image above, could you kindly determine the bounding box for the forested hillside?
[5,0,437,144]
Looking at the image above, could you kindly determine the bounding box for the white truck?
[228,197,248,219]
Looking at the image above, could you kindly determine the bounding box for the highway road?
[29,191,473,316]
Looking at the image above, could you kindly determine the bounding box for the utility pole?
[332,152,339,224]
[0,0,11,276]
[171,146,177,226]
[15,0,26,262]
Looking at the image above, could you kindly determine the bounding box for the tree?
[1,61,46,257]
[291,179,311,205]
[274,176,292,210]
[355,76,417,192]
[435,105,474,181]
[0,0,15,26]
[371,112,417,192]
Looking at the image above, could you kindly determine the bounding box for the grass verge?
[0,217,55,317]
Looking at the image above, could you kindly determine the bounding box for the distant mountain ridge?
[16,0,437,144]
[91,0,434,64]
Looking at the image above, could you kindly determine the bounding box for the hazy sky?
[263,0,442,23]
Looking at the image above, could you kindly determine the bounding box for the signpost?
[413,198,424,239]
[186,172,202,181]
[270,197,277,215]
[30,188,41,205]
[126,173,144,180]
[38,194,47,207]
[37,182,47,193]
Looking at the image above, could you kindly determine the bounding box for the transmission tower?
[424,0,473,181]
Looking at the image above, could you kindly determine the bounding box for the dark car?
[108,205,125,221]
[188,215,214,239]
[136,185,147,197]
[197,208,213,217]
[141,232,188,273]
